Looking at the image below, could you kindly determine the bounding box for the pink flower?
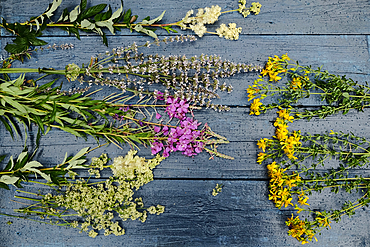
[154,126,161,133]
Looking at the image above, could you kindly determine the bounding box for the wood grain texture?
[1,0,370,246]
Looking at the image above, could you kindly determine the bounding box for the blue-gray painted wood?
[1,0,370,246]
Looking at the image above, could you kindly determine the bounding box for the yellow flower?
[269,72,282,82]
[250,98,263,115]
[281,53,290,61]
[277,109,294,122]
[267,161,279,173]
[290,77,302,89]
[275,125,289,141]
[246,85,260,101]
[298,195,310,206]
[282,197,293,208]
[257,152,267,164]
[295,204,304,214]
[257,138,269,152]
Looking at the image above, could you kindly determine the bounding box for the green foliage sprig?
[1,0,167,55]
[247,54,370,119]
[0,144,105,190]
[1,0,263,58]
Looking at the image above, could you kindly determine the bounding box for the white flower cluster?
[238,0,262,18]
[38,151,165,238]
[180,5,222,37]
[216,23,243,40]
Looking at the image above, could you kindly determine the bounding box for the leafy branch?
[1,0,169,55]
[0,144,104,190]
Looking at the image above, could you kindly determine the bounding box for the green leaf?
[44,0,63,19]
[66,159,86,170]
[102,5,112,20]
[68,27,81,40]
[0,182,10,190]
[0,116,15,139]
[69,147,90,162]
[69,5,81,22]
[29,37,48,46]
[57,8,70,22]
[61,152,68,165]
[81,19,95,29]
[102,32,108,46]
[342,92,350,99]
[82,4,107,19]
[14,74,25,87]
[141,11,165,25]
[59,126,83,137]
[21,161,52,182]
[80,0,87,11]
[0,175,20,185]
[127,135,142,144]
[4,43,28,54]
[0,154,7,164]
[16,152,28,164]
[162,25,178,34]
[96,20,114,34]
[123,9,132,23]
[133,25,158,39]
[2,96,28,115]
[111,4,123,20]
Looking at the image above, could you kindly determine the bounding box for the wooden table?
[1,0,370,246]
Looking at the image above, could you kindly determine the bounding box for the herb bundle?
[0,38,261,159]
[251,55,370,244]
[257,111,370,244]
[2,150,166,238]
[0,0,262,56]
[247,54,370,119]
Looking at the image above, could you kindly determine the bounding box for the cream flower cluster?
[238,0,262,17]
[216,23,243,40]
[180,5,222,37]
[38,152,166,238]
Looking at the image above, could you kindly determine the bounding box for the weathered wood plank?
[1,0,370,37]
[0,180,369,246]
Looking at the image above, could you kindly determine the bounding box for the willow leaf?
[0,116,14,139]
[59,126,83,137]
[69,147,89,162]
[2,96,28,115]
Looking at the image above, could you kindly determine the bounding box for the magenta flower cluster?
[151,97,205,157]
